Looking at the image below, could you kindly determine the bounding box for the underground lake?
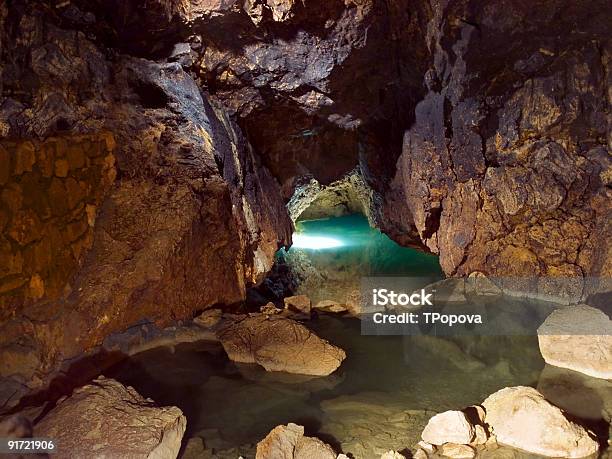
[98,215,610,459]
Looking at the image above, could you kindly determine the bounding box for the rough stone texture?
[216,314,346,376]
[0,1,291,409]
[287,169,381,226]
[318,392,436,458]
[421,410,475,446]
[283,294,311,315]
[537,305,612,379]
[537,364,612,426]
[482,386,599,458]
[388,0,611,283]
[0,135,116,317]
[255,423,336,459]
[1,0,610,412]
[437,443,475,459]
[35,376,186,459]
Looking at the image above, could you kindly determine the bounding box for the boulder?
[284,295,312,315]
[482,386,598,458]
[35,376,186,459]
[537,304,612,379]
[421,410,474,445]
[255,423,336,459]
[217,315,346,376]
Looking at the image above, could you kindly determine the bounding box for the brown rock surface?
[217,315,346,376]
[0,1,291,409]
[256,423,336,459]
[0,0,610,411]
[387,1,611,282]
[35,376,186,459]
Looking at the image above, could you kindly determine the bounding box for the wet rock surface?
[482,386,599,458]
[0,1,291,408]
[537,305,612,379]
[387,0,611,282]
[35,376,186,459]
[0,0,610,418]
[255,423,337,459]
[216,314,346,376]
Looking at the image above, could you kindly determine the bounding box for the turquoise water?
[277,214,443,304]
[283,214,443,277]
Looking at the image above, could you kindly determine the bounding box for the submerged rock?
[319,392,435,458]
[314,300,349,314]
[537,364,612,424]
[255,423,336,459]
[421,410,474,446]
[283,295,312,316]
[35,376,186,459]
[217,315,345,376]
[380,451,406,459]
[537,304,612,379]
[482,386,598,458]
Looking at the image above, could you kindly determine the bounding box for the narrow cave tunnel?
[0,0,611,458]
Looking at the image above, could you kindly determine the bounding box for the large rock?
[217,315,346,376]
[0,1,292,409]
[537,305,612,379]
[35,377,186,459]
[482,386,598,458]
[255,423,336,459]
[421,410,475,446]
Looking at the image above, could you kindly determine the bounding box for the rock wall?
[388,0,611,279]
[0,135,116,316]
[0,1,291,409]
[0,0,610,409]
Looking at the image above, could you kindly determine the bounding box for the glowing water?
[279,214,443,304]
[291,234,344,249]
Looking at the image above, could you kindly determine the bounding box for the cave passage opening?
[277,213,443,305]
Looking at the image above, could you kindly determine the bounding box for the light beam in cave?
[292,234,344,249]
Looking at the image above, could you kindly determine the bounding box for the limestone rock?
[35,377,186,459]
[260,302,282,315]
[472,425,488,445]
[314,300,348,314]
[193,309,223,328]
[438,443,475,459]
[537,304,612,379]
[255,423,336,459]
[537,364,612,424]
[482,386,598,458]
[284,295,312,315]
[421,410,474,446]
[217,315,345,376]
